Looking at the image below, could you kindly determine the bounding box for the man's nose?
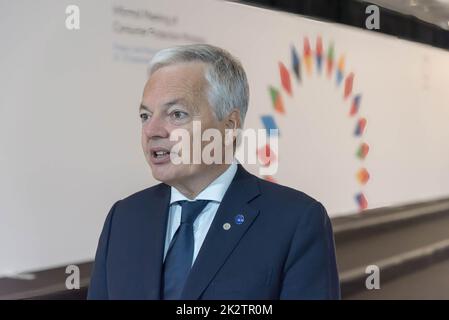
[142,116,169,139]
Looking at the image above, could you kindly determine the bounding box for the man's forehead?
[143,62,207,104]
[148,61,206,84]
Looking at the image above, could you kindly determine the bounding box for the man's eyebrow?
[139,99,190,112]
[139,104,150,112]
[163,98,189,108]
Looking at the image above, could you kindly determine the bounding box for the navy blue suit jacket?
[88,164,340,299]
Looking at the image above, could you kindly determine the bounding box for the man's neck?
[171,163,231,200]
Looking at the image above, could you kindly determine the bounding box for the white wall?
[1,0,448,275]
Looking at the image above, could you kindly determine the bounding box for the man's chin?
[151,171,170,183]
[150,166,176,184]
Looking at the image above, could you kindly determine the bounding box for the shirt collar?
[170,161,238,205]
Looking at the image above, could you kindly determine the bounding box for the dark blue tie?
[162,200,210,300]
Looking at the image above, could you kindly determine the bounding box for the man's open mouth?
[149,147,174,163]
[153,150,170,158]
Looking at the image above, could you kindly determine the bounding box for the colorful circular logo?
[259,36,370,211]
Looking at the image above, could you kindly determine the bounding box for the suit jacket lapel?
[181,164,261,300]
[141,183,171,299]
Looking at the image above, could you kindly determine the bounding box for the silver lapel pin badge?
[223,223,231,230]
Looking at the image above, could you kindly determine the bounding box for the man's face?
[140,62,229,187]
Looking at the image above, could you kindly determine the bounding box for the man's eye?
[171,111,188,120]
[140,113,149,122]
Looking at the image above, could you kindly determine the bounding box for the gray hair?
[147,44,249,127]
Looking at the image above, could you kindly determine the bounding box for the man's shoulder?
[254,174,319,210]
[121,182,167,203]
[249,174,329,234]
[110,182,168,217]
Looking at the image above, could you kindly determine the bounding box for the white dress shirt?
[163,161,238,265]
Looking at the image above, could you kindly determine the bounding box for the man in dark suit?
[88,44,340,300]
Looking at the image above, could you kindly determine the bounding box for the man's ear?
[225,109,241,130]
[223,109,241,152]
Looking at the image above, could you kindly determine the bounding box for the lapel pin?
[235,214,245,225]
[223,223,231,230]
